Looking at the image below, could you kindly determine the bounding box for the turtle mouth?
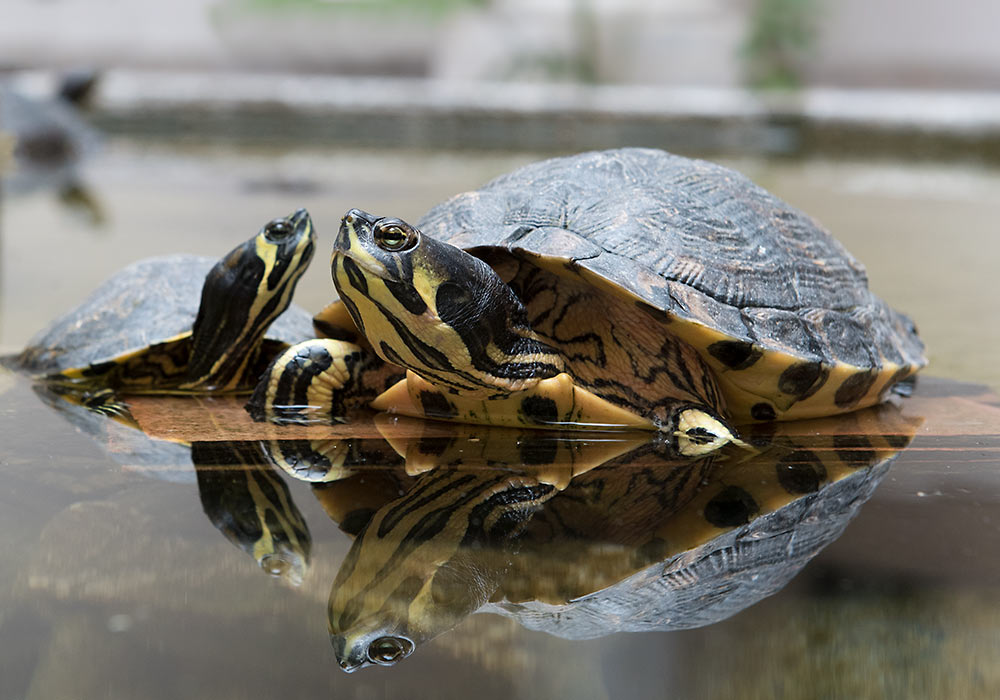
[286,207,313,238]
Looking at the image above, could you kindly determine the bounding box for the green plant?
[743,0,820,90]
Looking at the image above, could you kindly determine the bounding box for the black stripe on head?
[201,283,287,386]
[385,279,428,316]
[267,239,314,291]
[378,340,479,394]
[371,301,459,374]
[338,295,367,339]
[342,257,369,296]
[460,482,555,544]
[377,473,482,538]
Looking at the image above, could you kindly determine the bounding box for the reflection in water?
[28,384,312,587]
[261,406,919,672]
[494,432,899,639]
[0,75,104,224]
[24,380,920,674]
[191,442,311,587]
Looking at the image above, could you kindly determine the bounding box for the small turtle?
[16,208,316,393]
[250,149,926,455]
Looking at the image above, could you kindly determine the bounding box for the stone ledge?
[7,70,1000,160]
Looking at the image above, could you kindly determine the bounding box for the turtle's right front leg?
[246,339,401,424]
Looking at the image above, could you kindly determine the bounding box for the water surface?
[2,142,999,698]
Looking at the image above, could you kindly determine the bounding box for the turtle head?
[327,505,491,674]
[329,620,416,674]
[326,469,537,673]
[331,208,561,396]
[188,209,316,389]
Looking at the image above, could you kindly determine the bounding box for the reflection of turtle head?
[327,470,554,671]
[192,442,312,587]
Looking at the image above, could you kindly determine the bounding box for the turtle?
[248,148,926,456]
[311,404,917,671]
[16,208,317,394]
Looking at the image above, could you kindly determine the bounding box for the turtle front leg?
[246,339,402,424]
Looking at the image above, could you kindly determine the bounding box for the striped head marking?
[187,209,316,390]
[332,208,562,397]
[327,470,552,672]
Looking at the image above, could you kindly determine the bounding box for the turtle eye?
[367,636,413,666]
[264,219,294,241]
[373,222,416,252]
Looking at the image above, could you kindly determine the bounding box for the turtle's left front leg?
[246,339,402,424]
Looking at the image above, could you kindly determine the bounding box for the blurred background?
[3,0,999,384]
[2,3,1000,699]
[3,0,1000,89]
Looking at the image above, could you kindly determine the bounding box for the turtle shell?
[17,254,314,374]
[417,148,926,422]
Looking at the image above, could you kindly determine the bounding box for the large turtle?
[299,405,917,671]
[249,149,926,455]
[16,208,316,394]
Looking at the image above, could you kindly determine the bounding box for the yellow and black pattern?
[319,404,917,667]
[320,209,737,446]
[564,265,922,424]
[46,209,316,394]
[246,338,399,424]
[182,213,316,391]
[192,441,312,586]
[492,252,726,428]
[250,149,926,440]
[261,436,405,482]
[331,210,563,397]
[327,468,555,671]
[416,148,926,423]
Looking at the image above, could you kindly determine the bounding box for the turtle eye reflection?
[373,223,415,252]
[367,636,414,665]
[264,219,294,241]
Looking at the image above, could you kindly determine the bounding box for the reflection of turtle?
[250,149,925,456]
[311,406,917,671]
[16,209,316,394]
[0,72,100,180]
[492,423,908,639]
[0,71,104,222]
[191,441,311,586]
[305,427,716,672]
[26,385,313,585]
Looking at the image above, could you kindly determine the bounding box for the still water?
[1,142,999,698]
